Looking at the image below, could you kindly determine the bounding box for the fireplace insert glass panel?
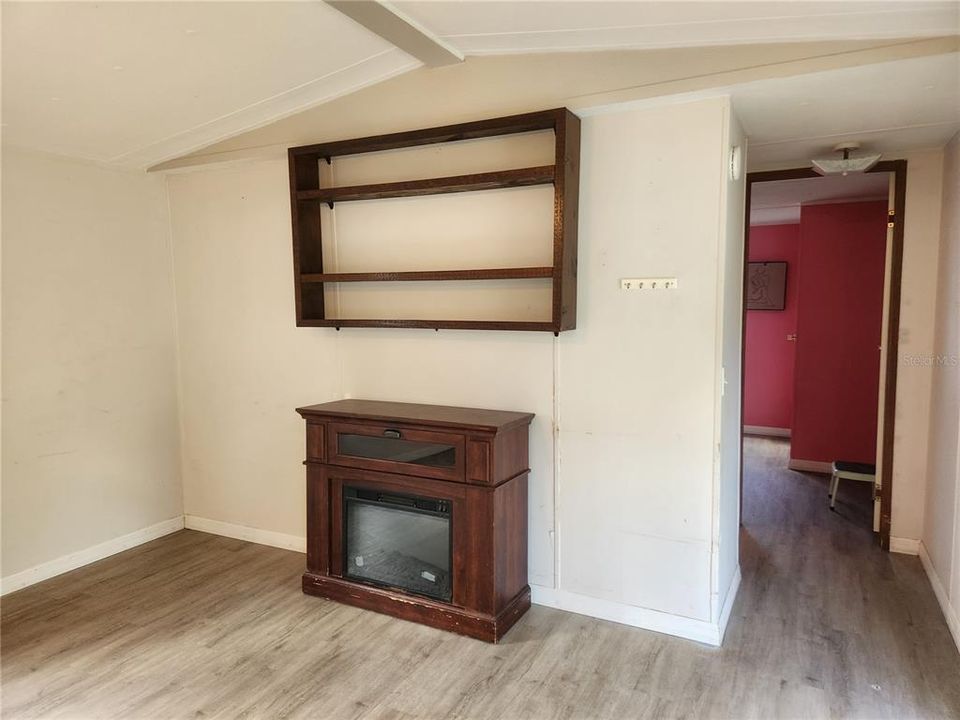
[344,487,452,601]
[338,433,456,468]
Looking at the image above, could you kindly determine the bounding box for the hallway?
[738,437,960,717]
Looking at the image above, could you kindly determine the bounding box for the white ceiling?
[750,173,890,225]
[395,1,959,54]
[1,1,957,169]
[734,52,960,168]
[0,2,418,167]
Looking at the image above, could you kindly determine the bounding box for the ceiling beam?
[325,1,463,68]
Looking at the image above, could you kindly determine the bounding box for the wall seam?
[553,334,561,590]
[951,410,960,606]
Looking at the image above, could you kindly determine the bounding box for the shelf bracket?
[327,200,335,210]
[323,156,332,165]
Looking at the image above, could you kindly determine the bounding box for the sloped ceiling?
[164,40,959,173]
[734,52,960,167]
[393,1,958,54]
[2,1,957,169]
[0,2,418,167]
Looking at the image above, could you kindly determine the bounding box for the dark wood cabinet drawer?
[326,421,465,481]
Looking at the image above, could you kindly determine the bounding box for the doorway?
[739,161,907,551]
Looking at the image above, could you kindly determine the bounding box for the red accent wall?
[744,224,800,430]
[790,201,887,465]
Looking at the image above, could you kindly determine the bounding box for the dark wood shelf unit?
[300,267,554,283]
[296,166,555,204]
[288,107,580,333]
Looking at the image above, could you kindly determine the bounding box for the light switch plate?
[620,277,679,290]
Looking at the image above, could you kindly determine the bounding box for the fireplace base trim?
[302,572,531,643]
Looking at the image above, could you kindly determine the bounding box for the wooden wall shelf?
[287,108,580,333]
[297,319,557,332]
[295,166,555,204]
[300,267,554,283]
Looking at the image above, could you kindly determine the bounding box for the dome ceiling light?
[811,142,882,176]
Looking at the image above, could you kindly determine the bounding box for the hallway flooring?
[2,437,958,719]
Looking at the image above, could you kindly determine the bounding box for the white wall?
[1,147,183,588]
[922,131,960,648]
[891,149,945,544]
[715,110,746,627]
[166,97,739,642]
[555,98,732,627]
[168,142,560,578]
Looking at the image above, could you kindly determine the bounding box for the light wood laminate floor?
[3,438,959,719]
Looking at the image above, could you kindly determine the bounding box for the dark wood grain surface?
[296,166,554,203]
[297,318,558,331]
[289,108,564,159]
[296,399,535,433]
[298,401,533,641]
[300,267,554,283]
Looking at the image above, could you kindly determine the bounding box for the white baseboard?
[184,515,306,553]
[743,425,791,438]
[918,541,960,653]
[717,566,742,644]
[0,516,185,596]
[530,585,725,646]
[890,536,921,555]
[788,458,833,474]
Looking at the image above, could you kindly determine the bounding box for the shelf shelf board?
[296,166,554,204]
[289,108,564,159]
[300,267,554,283]
[297,318,558,332]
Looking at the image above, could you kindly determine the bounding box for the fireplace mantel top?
[296,399,534,434]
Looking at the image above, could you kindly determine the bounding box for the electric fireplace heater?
[343,487,452,602]
[296,399,534,642]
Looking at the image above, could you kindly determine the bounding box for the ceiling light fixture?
[811,142,881,176]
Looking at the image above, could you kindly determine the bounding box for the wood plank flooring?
[3,438,959,719]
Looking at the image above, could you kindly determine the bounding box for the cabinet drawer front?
[326,422,465,481]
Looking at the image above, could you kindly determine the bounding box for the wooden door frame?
[740,160,907,551]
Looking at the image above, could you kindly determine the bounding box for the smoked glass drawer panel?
[340,434,455,467]
[328,423,465,480]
